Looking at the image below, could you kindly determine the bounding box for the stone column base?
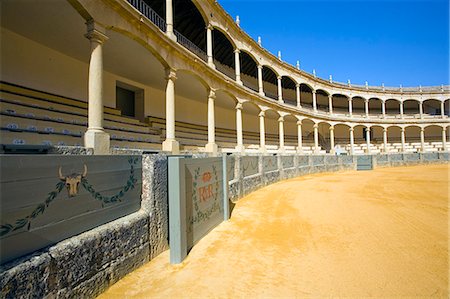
[84,129,110,155]
[278,146,285,154]
[259,146,267,154]
[296,146,303,154]
[162,139,180,154]
[204,142,219,155]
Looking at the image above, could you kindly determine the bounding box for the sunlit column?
[165,0,176,40]
[401,128,406,152]
[365,127,371,154]
[383,128,388,153]
[205,89,218,154]
[235,102,244,152]
[234,49,242,85]
[364,99,369,117]
[296,84,301,108]
[400,101,404,119]
[257,65,264,96]
[162,68,179,154]
[313,123,319,153]
[297,121,303,153]
[349,127,355,155]
[348,97,353,117]
[329,125,335,154]
[206,24,214,68]
[382,100,386,118]
[419,101,423,119]
[441,101,445,118]
[277,76,283,103]
[259,111,266,153]
[278,116,285,153]
[312,90,317,112]
[442,127,447,151]
[328,95,333,114]
[84,21,110,154]
[420,127,425,152]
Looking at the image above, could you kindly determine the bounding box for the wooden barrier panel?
[0,155,142,264]
[168,156,229,264]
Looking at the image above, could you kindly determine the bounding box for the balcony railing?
[214,59,236,80]
[174,30,207,62]
[127,0,166,31]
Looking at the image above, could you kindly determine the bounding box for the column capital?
[364,98,369,103]
[296,83,300,88]
[258,111,265,117]
[85,20,108,44]
[208,89,216,99]
[278,116,284,122]
[348,97,353,101]
[257,64,263,70]
[443,127,447,132]
[349,127,354,132]
[401,127,405,132]
[312,90,316,94]
[329,125,334,131]
[234,48,240,54]
[383,128,387,132]
[313,123,318,129]
[328,94,333,99]
[277,76,282,81]
[420,127,425,132]
[296,120,302,126]
[235,102,243,110]
[165,68,177,81]
[206,23,214,30]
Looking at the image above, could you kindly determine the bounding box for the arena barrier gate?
[0,155,142,264]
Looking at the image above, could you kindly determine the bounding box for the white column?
[364,99,369,117]
[400,101,404,119]
[277,76,283,103]
[312,90,317,112]
[365,127,371,154]
[257,65,264,96]
[84,21,110,154]
[296,84,301,108]
[348,97,353,117]
[165,0,176,40]
[259,111,266,153]
[382,100,386,118]
[328,95,333,114]
[442,127,447,151]
[206,24,214,68]
[383,128,388,153]
[419,101,423,119]
[205,89,218,154]
[234,49,242,85]
[235,102,244,152]
[313,123,319,153]
[278,116,285,153]
[329,126,335,154]
[441,101,445,118]
[420,128,425,152]
[349,127,355,155]
[162,68,179,154]
[401,128,406,152]
[297,121,303,153]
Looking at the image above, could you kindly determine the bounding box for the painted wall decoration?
[242,156,258,177]
[0,155,142,264]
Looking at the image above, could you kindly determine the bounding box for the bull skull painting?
[58,165,88,197]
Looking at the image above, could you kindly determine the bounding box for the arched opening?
[332,94,349,115]
[262,66,279,101]
[423,99,442,116]
[141,0,207,60]
[173,70,208,149]
[352,97,365,116]
[212,29,235,79]
[370,126,384,152]
[299,84,313,109]
[284,114,298,152]
[387,126,402,152]
[281,76,297,106]
[264,110,281,151]
[240,50,258,92]
[334,123,351,153]
[385,99,400,117]
[424,125,444,149]
[445,99,450,116]
[403,99,420,116]
[317,122,332,153]
[353,125,369,154]
[368,98,382,116]
[316,89,329,112]
[241,101,261,151]
[214,90,237,151]
[301,119,316,153]
[405,126,421,152]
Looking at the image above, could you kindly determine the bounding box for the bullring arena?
[0,0,449,298]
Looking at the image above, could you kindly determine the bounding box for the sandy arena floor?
[98,164,449,298]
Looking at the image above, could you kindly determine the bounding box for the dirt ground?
[98,164,449,298]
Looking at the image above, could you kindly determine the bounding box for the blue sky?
[218,0,449,87]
